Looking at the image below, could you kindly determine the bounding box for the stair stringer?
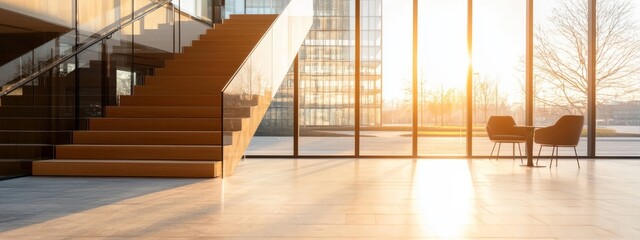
[222,95,271,176]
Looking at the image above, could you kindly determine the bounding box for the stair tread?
[36,159,220,163]
[58,144,221,147]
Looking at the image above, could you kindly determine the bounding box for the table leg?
[526,129,534,166]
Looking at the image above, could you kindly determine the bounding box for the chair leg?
[556,146,560,167]
[490,142,497,160]
[517,143,523,164]
[574,147,580,168]
[496,143,502,160]
[549,146,555,168]
[512,143,516,162]
[536,145,543,165]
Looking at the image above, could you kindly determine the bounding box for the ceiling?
[0,8,70,34]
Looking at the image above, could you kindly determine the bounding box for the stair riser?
[174,52,248,60]
[205,27,268,34]
[0,119,75,130]
[213,23,272,29]
[155,67,238,76]
[0,145,54,159]
[133,86,223,95]
[119,96,222,106]
[73,131,222,145]
[105,106,222,118]
[0,131,71,144]
[163,60,243,69]
[144,79,227,88]
[33,161,221,178]
[191,39,258,48]
[183,45,253,53]
[89,118,223,131]
[56,146,222,160]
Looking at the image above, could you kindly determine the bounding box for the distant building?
[256,0,382,135]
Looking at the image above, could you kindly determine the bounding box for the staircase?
[32,15,279,178]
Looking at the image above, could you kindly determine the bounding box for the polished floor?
[1,158,639,239]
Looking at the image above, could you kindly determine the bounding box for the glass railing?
[0,0,211,179]
[221,0,312,175]
[0,0,213,93]
[224,0,292,18]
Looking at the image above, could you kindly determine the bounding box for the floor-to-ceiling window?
[248,0,640,158]
[472,0,526,156]
[595,0,640,156]
[298,0,356,155]
[359,0,405,156]
[417,0,467,156]
[533,0,588,156]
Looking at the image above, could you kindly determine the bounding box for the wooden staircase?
[32,15,279,178]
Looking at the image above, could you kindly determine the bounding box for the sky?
[381,0,640,104]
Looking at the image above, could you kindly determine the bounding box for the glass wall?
[417,0,467,156]
[244,0,640,158]
[298,0,356,155]
[596,0,640,156]
[533,0,587,156]
[360,0,404,155]
[247,65,294,155]
[472,0,526,156]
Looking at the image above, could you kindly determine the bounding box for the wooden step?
[205,27,270,35]
[143,76,229,87]
[154,66,239,76]
[174,52,249,60]
[0,144,54,159]
[55,144,222,160]
[89,118,222,131]
[213,23,272,29]
[119,95,222,106]
[190,39,258,48]
[88,117,242,131]
[133,85,225,95]
[73,131,222,145]
[198,31,264,40]
[105,106,221,118]
[0,106,79,117]
[163,59,243,69]
[0,130,71,144]
[229,14,278,20]
[0,118,75,130]
[182,44,254,53]
[33,159,221,178]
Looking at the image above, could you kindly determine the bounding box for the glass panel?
[533,0,587,156]
[417,0,467,156]
[596,1,640,156]
[361,0,410,156]
[172,0,213,22]
[299,0,356,156]
[222,0,312,168]
[472,0,526,156]
[247,65,295,155]
[0,57,76,179]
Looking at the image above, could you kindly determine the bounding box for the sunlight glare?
[412,160,475,237]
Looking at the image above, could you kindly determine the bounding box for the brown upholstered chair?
[486,116,527,163]
[534,115,584,168]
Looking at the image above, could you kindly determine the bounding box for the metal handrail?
[0,0,175,98]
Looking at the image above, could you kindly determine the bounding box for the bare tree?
[535,0,640,115]
[473,74,498,123]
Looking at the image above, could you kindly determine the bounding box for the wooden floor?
[2,158,639,239]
